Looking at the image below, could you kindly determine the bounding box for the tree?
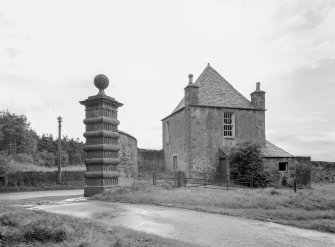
[229,141,270,187]
[0,110,38,156]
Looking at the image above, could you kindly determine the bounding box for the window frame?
[172,155,177,171]
[223,112,235,138]
[279,162,288,172]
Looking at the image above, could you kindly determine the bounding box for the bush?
[23,219,68,242]
[36,150,56,167]
[0,154,11,174]
[0,214,19,227]
[230,141,270,187]
[10,153,34,164]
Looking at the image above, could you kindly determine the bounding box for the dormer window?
[223,112,235,137]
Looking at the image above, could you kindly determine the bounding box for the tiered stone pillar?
[80,74,123,197]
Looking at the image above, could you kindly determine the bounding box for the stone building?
[162,64,311,186]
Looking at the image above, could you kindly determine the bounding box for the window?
[279,162,288,171]
[173,155,177,171]
[223,112,234,137]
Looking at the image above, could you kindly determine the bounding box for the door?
[219,158,228,181]
[173,155,177,171]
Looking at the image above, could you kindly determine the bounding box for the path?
[0,189,83,200]
[27,198,335,247]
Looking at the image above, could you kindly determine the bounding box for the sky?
[0,0,334,161]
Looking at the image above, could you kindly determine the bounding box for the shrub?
[230,141,270,187]
[36,150,56,167]
[10,153,34,164]
[23,219,68,242]
[0,214,19,227]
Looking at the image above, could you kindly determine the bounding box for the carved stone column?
[80,74,123,197]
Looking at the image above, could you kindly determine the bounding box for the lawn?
[0,204,195,247]
[94,182,335,233]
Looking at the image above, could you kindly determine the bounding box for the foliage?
[0,110,85,167]
[36,150,56,167]
[0,110,38,155]
[197,162,217,178]
[37,135,85,167]
[10,153,34,164]
[229,141,270,187]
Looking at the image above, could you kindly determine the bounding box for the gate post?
[80,74,123,197]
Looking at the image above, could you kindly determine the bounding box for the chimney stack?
[184,74,199,106]
[188,74,193,84]
[251,82,265,109]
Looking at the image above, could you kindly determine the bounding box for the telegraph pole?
[57,116,62,184]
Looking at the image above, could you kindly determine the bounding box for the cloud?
[2,48,20,59]
[0,13,10,27]
[267,60,335,161]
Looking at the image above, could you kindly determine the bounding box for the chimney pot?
[188,74,193,84]
[256,82,260,91]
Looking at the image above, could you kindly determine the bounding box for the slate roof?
[261,141,293,158]
[218,140,293,158]
[172,64,257,114]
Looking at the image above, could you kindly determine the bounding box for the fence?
[152,171,298,192]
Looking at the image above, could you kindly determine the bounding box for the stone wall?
[162,110,187,172]
[263,157,295,186]
[138,148,164,171]
[189,106,265,176]
[118,130,138,185]
[295,156,312,187]
[163,106,266,177]
[312,161,335,183]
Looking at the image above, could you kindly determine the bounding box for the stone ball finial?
[94,74,109,95]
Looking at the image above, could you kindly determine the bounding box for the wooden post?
[294,180,297,193]
[226,176,229,191]
[182,171,187,187]
[204,174,207,188]
[174,172,178,188]
[57,116,62,184]
[153,171,157,186]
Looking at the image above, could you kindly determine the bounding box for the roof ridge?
[171,64,256,114]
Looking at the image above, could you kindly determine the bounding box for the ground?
[95,179,335,233]
[1,191,335,247]
[1,164,335,246]
[0,194,194,247]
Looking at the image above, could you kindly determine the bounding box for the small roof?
[218,140,293,158]
[172,64,256,114]
[261,141,293,158]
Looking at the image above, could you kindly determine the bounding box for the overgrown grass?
[0,205,195,247]
[0,161,85,192]
[94,182,335,233]
[1,161,85,173]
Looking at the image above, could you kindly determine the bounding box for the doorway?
[219,158,228,181]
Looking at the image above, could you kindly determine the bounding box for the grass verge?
[0,205,195,247]
[94,182,335,233]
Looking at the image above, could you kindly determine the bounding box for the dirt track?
[22,195,335,247]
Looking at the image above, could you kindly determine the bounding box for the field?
[95,181,335,233]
